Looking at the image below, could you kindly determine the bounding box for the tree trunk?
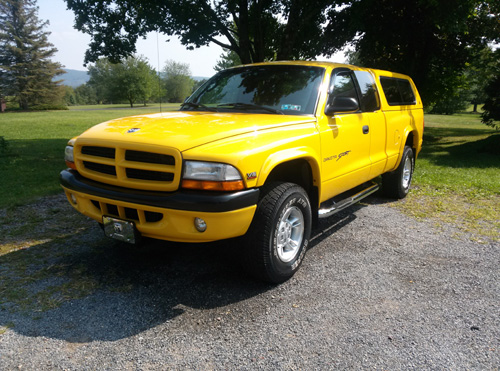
[473,103,478,112]
[236,0,254,64]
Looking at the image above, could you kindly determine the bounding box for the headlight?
[65,145,74,163]
[182,161,244,191]
[65,145,76,169]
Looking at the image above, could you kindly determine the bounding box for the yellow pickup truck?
[61,61,423,283]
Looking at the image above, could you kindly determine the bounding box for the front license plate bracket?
[103,216,138,244]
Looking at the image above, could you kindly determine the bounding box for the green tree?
[74,84,98,105]
[467,46,498,112]
[429,74,471,115]
[0,0,64,109]
[64,0,349,65]
[214,48,242,72]
[87,58,112,103]
[481,76,500,130]
[162,60,195,103]
[64,0,498,111]
[330,0,499,107]
[63,85,75,105]
[481,49,500,130]
[88,56,156,107]
[115,56,156,107]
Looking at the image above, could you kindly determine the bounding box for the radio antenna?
[156,31,162,113]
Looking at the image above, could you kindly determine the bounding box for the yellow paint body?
[62,61,423,243]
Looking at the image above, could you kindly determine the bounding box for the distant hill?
[58,69,89,88]
[193,76,210,81]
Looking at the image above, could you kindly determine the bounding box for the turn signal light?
[66,160,77,170]
[182,179,245,191]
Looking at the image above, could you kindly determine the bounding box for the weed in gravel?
[0,242,102,313]
[0,322,15,335]
[393,185,500,242]
[0,194,105,313]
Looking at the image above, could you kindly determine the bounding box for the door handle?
[363,125,369,134]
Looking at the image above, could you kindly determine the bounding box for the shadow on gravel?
[0,198,371,343]
[0,225,274,342]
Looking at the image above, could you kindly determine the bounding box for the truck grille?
[74,141,182,191]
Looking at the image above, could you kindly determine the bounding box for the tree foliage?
[481,50,500,130]
[64,0,349,65]
[332,0,500,106]
[87,56,157,107]
[64,0,499,110]
[162,60,195,103]
[214,49,242,72]
[63,84,98,106]
[74,84,98,105]
[0,0,64,109]
[467,46,499,112]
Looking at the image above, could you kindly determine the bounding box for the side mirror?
[325,96,359,116]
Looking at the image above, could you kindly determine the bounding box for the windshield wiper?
[180,102,218,112]
[217,102,284,115]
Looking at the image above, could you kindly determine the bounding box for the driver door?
[320,68,373,199]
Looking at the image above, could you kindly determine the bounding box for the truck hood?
[77,111,315,152]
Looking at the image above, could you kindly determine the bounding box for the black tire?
[382,145,414,199]
[244,182,312,283]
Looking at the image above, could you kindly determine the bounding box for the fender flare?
[256,147,321,191]
[392,127,418,171]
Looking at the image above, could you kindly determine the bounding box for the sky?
[37,0,345,78]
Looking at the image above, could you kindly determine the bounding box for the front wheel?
[382,145,414,199]
[244,182,312,283]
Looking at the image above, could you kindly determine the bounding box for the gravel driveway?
[0,194,498,369]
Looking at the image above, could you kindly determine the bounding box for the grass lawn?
[0,107,166,208]
[0,109,498,239]
[397,113,500,241]
[68,103,181,110]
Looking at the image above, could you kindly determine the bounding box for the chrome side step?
[318,182,380,219]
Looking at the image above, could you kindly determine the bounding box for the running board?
[318,182,380,219]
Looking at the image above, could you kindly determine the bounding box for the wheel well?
[405,131,416,153]
[264,159,318,210]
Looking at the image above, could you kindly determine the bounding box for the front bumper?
[60,169,259,243]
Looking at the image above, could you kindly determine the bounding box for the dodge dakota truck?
[60,61,424,283]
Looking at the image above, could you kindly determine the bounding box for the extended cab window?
[380,77,416,105]
[186,65,325,115]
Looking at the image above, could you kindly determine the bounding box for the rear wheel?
[244,182,312,283]
[382,145,414,199]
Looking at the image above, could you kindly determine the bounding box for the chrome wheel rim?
[276,206,304,263]
[402,156,412,189]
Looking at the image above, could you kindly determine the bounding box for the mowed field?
[0,104,179,208]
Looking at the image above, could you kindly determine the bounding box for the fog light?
[194,217,207,232]
[70,193,77,205]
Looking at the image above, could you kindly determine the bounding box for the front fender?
[257,147,321,189]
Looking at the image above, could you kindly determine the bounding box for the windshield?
[184,65,325,116]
